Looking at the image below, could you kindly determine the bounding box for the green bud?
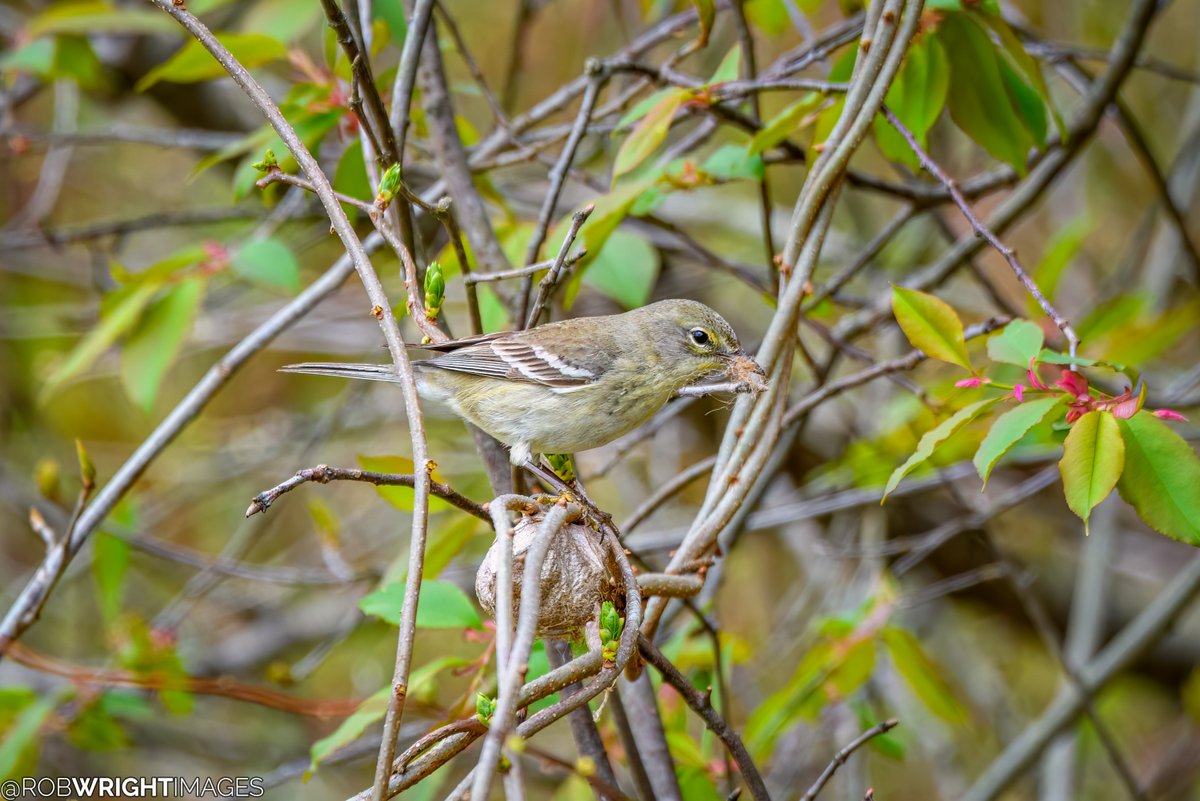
[75,438,96,491]
[424,261,445,319]
[546,453,576,482]
[251,148,278,172]
[34,457,61,501]
[375,163,403,208]
[475,692,496,725]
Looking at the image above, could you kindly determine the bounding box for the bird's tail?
[278,362,408,383]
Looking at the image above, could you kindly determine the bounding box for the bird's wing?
[424,336,599,388]
[407,332,506,352]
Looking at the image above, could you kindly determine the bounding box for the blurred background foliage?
[1,0,1199,798]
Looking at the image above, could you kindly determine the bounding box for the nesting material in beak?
[729,352,768,392]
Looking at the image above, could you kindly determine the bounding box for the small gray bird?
[281,298,764,465]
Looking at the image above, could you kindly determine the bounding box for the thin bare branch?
[244,464,488,521]
[800,719,899,801]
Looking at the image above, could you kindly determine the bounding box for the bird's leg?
[521,458,612,528]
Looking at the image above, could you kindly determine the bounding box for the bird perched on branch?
[282,298,765,466]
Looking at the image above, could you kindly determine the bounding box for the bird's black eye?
[689,328,711,346]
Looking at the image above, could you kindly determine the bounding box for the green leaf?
[359,579,483,629]
[67,698,129,752]
[998,56,1048,144]
[120,278,204,413]
[987,319,1044,367]
[372,0,408,47]
[884,399,997,498]
[1032,217,1088,307]
[881,627,967,725]
[238,0,323,44]
[974,397,1064,485]
[1060,411,1125,532]
[891,286,972,371]
[581,229,659,309]
[27,1,176,36]
[91,532,129,627]
[852,699,905,759]
[43,282,161,398]
[422,515,481,579]
[875,36,949,166]
[356,455,455,512]
[972,9,1064,140]
[476,285,511,333]
[136,33,287,90]
[828,638,876,697]
[706,45,742,85]
[700,144,764,181]
[0,39,56,76]
[692,0,716,45]
[231,238,301,294]
[52,35,106,88]
[938,12,1034,172]
[612,89,685,179]
[0,690,65,781]
[308,686,390,770]
[334,140,372,219]
[616,88,678,130]
[1115,412,1200,545]
[744,0,791,34]
[747,93,822,156]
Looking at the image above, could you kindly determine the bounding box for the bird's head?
[639,299,766,389]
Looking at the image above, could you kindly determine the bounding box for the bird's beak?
[728,350,768,391]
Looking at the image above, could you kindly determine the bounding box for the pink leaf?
[1153,409,1189,422]
[1066,402,1090,424]
[955,377,990,389]
[1109,391,1139,419]
[1027,358,1049,391]
[1012,384,1025,402]
[1056,369,1089,400]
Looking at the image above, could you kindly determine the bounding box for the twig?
[639,635,772,801]
[523,741,631,801]
[434,532,642,801]
[319,0,398,165]
[430,199,484,335]
[433,1,511,132]
[835,0,1159,345]
[3,641,365,718]
[141,12,436,801]
[622,459,715,535]
[0,124,243,150]
[524,205,593,329]
[518,62,606,320]
[880,106,1081,357]
[244,464,488,521]
[1027,40,1200,85]
[962,553,1200,801]
[800,720,899,801]
[416,16,513,278]
[388,0,436,159]
[463,249,587,283]
[0,206,272,251]
[0,243,383,658]
[7,80,77,230]
[470,502,574,800]
[636,573,705,598]
[675,381,760,398]
[544,639,620,800]
[256,170,375,213]
[609,685,658,801]
[730,0,780,297]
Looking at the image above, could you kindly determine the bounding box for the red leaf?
[1056,369,1089,400]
